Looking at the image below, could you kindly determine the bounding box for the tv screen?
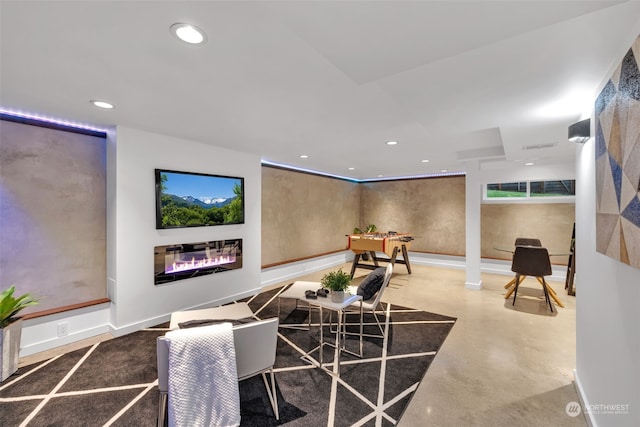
[155,169,244,229]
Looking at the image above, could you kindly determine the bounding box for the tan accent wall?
[262,170,576,267]
[261,167,360,266]
[360,177,467,255]
[0,120,107,314]
[482,203,575,265]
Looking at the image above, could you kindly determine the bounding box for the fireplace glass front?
[154,239,242,285]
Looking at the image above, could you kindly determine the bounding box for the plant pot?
[1,317,23,382]
[331,290,345,303]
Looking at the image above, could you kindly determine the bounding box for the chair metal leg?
[541,278,554,312]
[157,392,167,427]
[505,275,525,299]
[535,276,565,308]
[261,369,279,420]
[512,274,521,306]
[371,305,385,337]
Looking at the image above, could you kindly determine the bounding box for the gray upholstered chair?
[510,246,554,311]
[514,237,542,247]
[156,317,280,426]
[504,238,543,293]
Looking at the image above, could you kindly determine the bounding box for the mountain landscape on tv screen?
[167,194,234,209]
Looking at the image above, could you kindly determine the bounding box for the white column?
[465,160,482,290]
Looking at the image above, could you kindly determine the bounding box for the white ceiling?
[2,1,640,180]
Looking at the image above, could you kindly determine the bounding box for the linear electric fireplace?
[154,239,242,285]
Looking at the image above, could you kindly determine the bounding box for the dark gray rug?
[0,286,455,426]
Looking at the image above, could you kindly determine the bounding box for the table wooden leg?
[389,247,399,266]
[371,252,379,267]
[350,254,360,278]
[401,243,412,274]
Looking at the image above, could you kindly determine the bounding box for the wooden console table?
[347,233,413,277]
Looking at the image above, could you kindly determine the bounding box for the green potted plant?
[352,225,377,261]
[321,268,352,303]
[1,285,39,381]
[352,224,377,235]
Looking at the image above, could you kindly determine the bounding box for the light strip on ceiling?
[0,108,109,135]
[261,160,359,182]
[261,160,465,182]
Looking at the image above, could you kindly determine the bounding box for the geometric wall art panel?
[595,34,640,269]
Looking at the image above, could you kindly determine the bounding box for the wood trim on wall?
[262,248,347,269]
[22,298,111,321]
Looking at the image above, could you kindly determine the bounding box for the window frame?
[483,179,576,204]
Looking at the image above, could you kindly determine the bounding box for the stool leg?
[541,278,554,312]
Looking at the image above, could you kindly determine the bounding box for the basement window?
[484,180,575,201]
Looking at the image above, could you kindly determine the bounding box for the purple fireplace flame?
[164,248,236,274]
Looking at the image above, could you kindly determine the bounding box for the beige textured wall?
[261,167,360,266]
[261,170,575,267]
[360,177,467,255]
[0,120,107,314]
[481,203,575,265]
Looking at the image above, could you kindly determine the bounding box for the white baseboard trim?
[574,369,597,427]
[109,288,260,338]
[20,324,112,357]
[407,253,466,270]
[20,289,260,356]
[261,252,353,287]
[465,280,483,290]
[20,303,111,357]
[481,259,567,282]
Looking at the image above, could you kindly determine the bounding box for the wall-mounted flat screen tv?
[155,169,244,229]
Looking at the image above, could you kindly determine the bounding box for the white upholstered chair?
[156,317,280,426]
[347,263,393,338]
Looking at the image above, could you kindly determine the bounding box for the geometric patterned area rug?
[0,285,455,426]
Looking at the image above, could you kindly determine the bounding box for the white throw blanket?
[165,323,240,427]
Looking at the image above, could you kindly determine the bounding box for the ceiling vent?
[522,142,558,150]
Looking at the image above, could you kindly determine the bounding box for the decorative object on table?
[304,290,317,299]
[316,288,328,298]
[594,34,640,269]
[1,285,39,381]
[320,268,352,303]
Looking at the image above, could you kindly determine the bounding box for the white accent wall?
[107,126,262,334]
[575,135,640,426]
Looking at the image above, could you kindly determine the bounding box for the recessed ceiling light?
[170,23,207,45]
[441,169,448,172]
[386,141,398,146]
[525,162,535,166]
[421,159,430,163]
[377,174,384,177]
[90,100,114,109]
[348,167,355,170]
[300,155,308,159]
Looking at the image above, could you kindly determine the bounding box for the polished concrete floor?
[289,262,587,427]
[20,262,587,426]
